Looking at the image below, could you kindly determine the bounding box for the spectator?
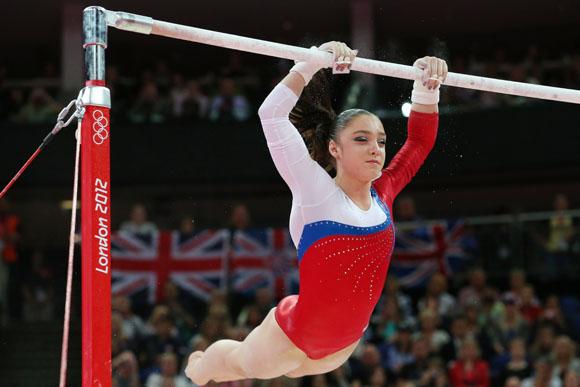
[502,269,530,305]
[189,309,229,346]
[209,78,250,123]
[0,198,21,325]
[373,276,413,323]
[418,273,457,320]
[440,315,472,365]
[329,365,351,387]
[236,287,275,329]
[551,336,580,382]
[544,194,576,278]
[208,288,229,310]
[112,296,146,342]
[520,285,542,325]
[112,350,140,387]
[505,376,523,387]
[145,352,189,387]
[499,338,533,386]
[412,309,450,355]
[162,281,196,342]
[488,295,529,356]
[419,357,448,387]
[449,338,490,387]
[395,196,420,222]
[153,60,172,92]
[120,204,158,238]
[112,312,137,359]
[207,300,232,330]
[169,73,188,118]
[138,314,188,376]
[374,297,408,343]
[459,268,487,308]
[177,215,196,241]
[530,325,557,361]
[478,287,504,329]
[309,374,329,387]
[461,299,496,362]
[350,344,383,386]
[14,87,59,124]
[380,323,415,375]
[171,76,209,122]
[128,81,170,124]
[228,203,252,231]
[398,337,431,383]
[539,296,568,334]
[368,367,390,387]
[183,79,210,121]
[21,251,54,322]
[193,316,220,346]
[521,358,561,387]
[562,371,580,387]
[144,305,171,334]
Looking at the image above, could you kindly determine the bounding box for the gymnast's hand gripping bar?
[101,8,580,105]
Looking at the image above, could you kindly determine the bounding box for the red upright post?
[82,7,112,386]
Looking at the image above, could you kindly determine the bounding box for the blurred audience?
[2,42,580,125]
[208,78,250,123]
[145,352,190,387]
[448,338,490,387]
[13,87,59,124]
[21,251,54,322]
[458,268,487,308]
[417,273,457,321]
[120,204,159,238]
[0,198,21,326]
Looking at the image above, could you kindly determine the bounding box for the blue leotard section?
[296,188,392,262]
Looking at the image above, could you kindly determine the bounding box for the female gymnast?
[185,41,447,384]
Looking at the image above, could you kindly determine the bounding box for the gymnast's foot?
[185,351,207,385]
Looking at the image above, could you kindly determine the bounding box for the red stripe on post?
[86,80,106,87]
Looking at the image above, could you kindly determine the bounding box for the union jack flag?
[389,219,476,288]
[230,228,299,299]
[111,229,229,303]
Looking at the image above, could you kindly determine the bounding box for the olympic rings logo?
[92,109,109,145]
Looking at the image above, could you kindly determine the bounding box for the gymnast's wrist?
[290,61,322,86]
[411,80,440,105]
[290,46,325,86]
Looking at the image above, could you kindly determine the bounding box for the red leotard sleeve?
[373,111,438,207]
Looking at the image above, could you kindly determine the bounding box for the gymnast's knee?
[284,367,306,378]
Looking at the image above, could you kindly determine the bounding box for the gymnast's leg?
[185,307,307,385]
[284,339,360,378]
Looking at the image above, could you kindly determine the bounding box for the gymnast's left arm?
[373,56,447,205]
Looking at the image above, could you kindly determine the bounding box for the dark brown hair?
[289,69,375,174]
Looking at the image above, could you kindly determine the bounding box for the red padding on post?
[81,104,112,387]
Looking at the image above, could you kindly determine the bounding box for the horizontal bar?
[104,9,580,105]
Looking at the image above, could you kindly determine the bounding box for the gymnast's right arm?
[257,42,354,205]
[257,73,327,205]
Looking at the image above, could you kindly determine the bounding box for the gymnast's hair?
[289,69,375,174]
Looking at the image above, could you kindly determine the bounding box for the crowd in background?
[1,192,579,386]
[105,263,580,387]
[1,41,579,125]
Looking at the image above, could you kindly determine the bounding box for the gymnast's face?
[329,114,386,183]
